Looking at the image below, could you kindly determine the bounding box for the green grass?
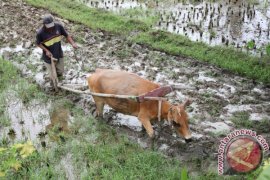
[114,46,133,60]
[0,58,47,127]
[0,58,17,91]
[118,7,159,27]
[0,59,17,127]
[26,0,149,34]
[26,0,270,83]
[230,111,270,133]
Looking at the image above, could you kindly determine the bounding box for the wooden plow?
[50,57,59,91]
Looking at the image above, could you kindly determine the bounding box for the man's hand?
[72,43,78,49]
[45,50,52,58]
[67,35,78,49]
[37,44,52,58]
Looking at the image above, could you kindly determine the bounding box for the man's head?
[43,14,55,29]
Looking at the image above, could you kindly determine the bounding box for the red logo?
[226,137,263,173]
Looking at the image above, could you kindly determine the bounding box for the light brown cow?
[88,69,192,142]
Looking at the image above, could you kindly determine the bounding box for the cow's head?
[168,99,192,143]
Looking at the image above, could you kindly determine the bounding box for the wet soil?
[0,0,270,175]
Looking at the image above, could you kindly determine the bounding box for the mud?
[0,0,270,175]
[81,0,270,56]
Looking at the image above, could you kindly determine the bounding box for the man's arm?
[37,44,52,58]
[66,35,78,49]
[59,24,78,49]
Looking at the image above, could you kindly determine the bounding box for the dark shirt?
[36,23,68,64]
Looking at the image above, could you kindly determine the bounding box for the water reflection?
[0,94,70,146]
[0,96,51,142]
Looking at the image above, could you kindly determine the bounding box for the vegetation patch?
[118,7,159,27]
[26,0,149,34]
[230,111,270,133]
[0,141,36,178]
[69,123,183,179]
[0,58,17,91]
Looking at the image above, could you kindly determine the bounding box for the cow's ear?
[183,99,192,109]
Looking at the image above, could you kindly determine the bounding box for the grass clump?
[230,111,270,133]
[0,59,17,127]
[0,58,47,126]
[12,80,45,104]
[119,8,159,27]
[230,111,251,128]
[115,47,133,60]
[0,58,17,91]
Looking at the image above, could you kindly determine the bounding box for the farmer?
[36,14,78,81]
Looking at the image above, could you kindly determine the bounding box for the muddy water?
[0,94,50,142]
[81,0,270,55]
[0,91,71,147]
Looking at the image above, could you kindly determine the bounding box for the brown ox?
[88,69,192,142]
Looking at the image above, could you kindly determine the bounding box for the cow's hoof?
[185,138,193,143]
[150,137,158,151]
[150,131,160,141]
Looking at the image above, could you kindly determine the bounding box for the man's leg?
[44,62,55,87]
[44,62,54,80]
[56,58,64,77]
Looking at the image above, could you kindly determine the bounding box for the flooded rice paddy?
[81,0,270,56]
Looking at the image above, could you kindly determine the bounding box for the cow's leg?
[138,115,158,150]
[138,115,154,138]
[96,102,104,117]
[92,97,104,118]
